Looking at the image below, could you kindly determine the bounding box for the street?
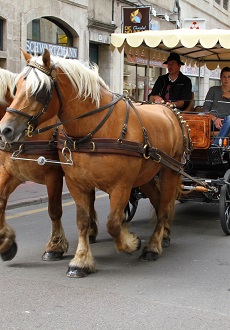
[1,191,230,330]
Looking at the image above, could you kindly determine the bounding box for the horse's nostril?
[2,127,13,138]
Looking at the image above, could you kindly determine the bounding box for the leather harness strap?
[0,140,58,156]
[58,135,186,169]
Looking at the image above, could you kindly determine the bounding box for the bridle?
[6,61,63,136]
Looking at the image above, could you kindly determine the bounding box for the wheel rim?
[219,169,230,235]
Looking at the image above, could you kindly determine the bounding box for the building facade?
[0,0,230,102]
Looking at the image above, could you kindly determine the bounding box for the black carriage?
[126,112,230,235]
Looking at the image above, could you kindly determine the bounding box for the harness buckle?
[26,123,34,137]
[3,142,12,151]
[90,142,96,151]
[143,144,150,160]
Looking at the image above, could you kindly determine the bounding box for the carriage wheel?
[124,188,141,222]
[219,169,230,235]
[124,199,139,222]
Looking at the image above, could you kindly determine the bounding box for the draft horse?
[0,67,72,261]
[0,50,191,277]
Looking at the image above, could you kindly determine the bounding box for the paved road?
[2,191,230,329]
[7,180,71,209]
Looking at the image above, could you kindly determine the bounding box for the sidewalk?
[7,180,71,210]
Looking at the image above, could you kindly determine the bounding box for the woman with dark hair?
[203,66,230,145]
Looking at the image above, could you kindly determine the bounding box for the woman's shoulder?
[209,85,221,92]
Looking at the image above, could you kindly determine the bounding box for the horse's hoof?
[139,250,159,262]
[66,266,90,278]
[89,235,96,244]
[162,237,171,248]
[1,241,18,261]
[42,251,64,261]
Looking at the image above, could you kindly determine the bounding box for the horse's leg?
[139,168,180,262]
[0,168,20,261]
[107,187,141,253]
[65,180,95,278]
[42,171,69,261]
[140,177,171,248]
[88,189,98,244]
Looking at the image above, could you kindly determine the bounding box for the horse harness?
[5,60,198,180]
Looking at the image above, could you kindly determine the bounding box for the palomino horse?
[0,50,191,277]
[0,67,72,261]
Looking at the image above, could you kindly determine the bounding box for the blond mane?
[16,55,110,108]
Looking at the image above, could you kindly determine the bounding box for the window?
[32,19,40,41]
[215,0,221,4]
[223,0,228,9]
[0,19,3,50]
[89,43,98,65]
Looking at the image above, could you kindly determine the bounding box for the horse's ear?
[42,49,51,69]
[21,48,32,63]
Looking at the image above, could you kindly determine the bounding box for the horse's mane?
[17,55,111,107]
[0,68,17,105]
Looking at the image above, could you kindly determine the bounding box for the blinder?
[13,66,52,106]
[6,60,62,133]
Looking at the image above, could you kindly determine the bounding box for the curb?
[6,191,72,210]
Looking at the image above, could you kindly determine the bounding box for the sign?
[123,7,150,33]
[182,18,206,29]
[26,40,78,59]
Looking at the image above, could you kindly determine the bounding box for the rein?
[32,93,125,137]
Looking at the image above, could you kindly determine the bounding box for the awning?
[110,29,230,70]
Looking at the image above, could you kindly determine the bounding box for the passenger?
[148,52,192,111]
[203,66,230,145]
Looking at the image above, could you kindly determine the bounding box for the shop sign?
[182,18,206,29]
[123,7,150,33]
[26,40,78,59]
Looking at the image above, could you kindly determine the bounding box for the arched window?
[27,18,73,47]
[27,17,77,59]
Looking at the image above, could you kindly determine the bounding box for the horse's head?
[0,49,61,143]
[0,48,109,143]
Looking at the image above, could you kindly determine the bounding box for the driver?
[148,52,192,111]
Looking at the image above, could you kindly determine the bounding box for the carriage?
[126,112,230,235]
[111,29,230,236]
[0,29,230,277]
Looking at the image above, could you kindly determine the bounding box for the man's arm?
[148,77,163,102]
